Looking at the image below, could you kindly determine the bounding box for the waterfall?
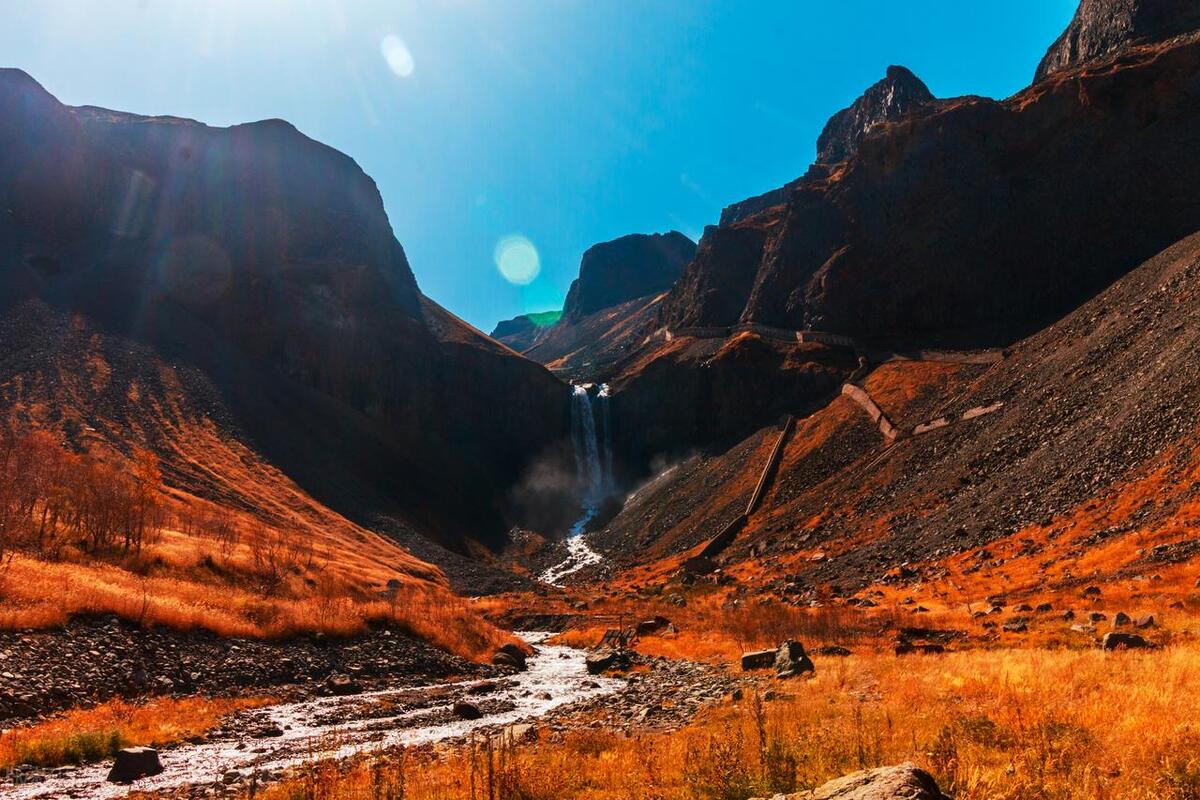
[542,382,613,585]
[571,384,604,504]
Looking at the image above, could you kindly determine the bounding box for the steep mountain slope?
[594,231,1200,611]
[0,69,570,572]
[588,7,1200,476]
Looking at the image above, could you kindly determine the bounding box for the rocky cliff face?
[660,22,1200,344]
[718,66,934,227]
[1035,0,1200,81]
[815,65,935,165]
[561,232,695,321]
[0,69,569,557]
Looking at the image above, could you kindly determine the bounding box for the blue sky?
[1,1,1076,331]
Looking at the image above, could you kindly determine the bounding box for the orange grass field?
[0,695,271,770]
[0,546,513,661]
[252,644,1200,800]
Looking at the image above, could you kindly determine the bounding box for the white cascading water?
[541,383,611,585]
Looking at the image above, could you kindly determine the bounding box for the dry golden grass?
[254,644,1200,800]
[0,548,514,660]
[540,592,902,665]
[0,695,271,770]
[0,374,515,661]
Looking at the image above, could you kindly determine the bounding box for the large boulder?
[741,649,777,671]
[636,616,671,636]
[585,647,631,675]
[326,675,363,696]
[1102,631,1151,650]
[774,640,815,679]
[752,762,947,799]
[452,700,483,720]
[106,747,164,784]
[492,643,528,671]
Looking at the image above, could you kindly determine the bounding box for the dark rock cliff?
[1035,0,1200,81]
[815,65,935,165]
[561,232,695,321]
[718,66,934,227]
[661,19,1200,344]
[0,68,569,555]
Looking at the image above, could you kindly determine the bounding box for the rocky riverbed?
[3,632,739,799]
[0,615,491,722]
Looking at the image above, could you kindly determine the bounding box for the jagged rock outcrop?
[815,65,935,165]
[0,69,569,564]
[1035,0,1200,81]
[561,232,695,321]
[661,22,1200,344]
[719,66,934,227]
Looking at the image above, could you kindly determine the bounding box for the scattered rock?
[1112,612,1132,627]
[452,700,483,720]
[107,747,164,784]
[585,648,631,675]
[774,640,815,679]
[327,675,362,696]
[814,645,852,657]
[1102,632,1150,651]
[741,649,777,671]
[1134,614,1157,629]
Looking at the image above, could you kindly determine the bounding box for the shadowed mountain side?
[0,69,570,572]
[596,231,1200,603]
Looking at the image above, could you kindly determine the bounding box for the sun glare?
[494,235,541,285]
[381,35,414,78]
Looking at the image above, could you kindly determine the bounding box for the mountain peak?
[1035,0,1200,82]
[561,231,696,321]
[815,64,935,165]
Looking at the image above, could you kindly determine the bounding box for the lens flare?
[381,35,414,78]
[494,235,541,285]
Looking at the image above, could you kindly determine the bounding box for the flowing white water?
[540,384,612,586]
[6,633,621,800]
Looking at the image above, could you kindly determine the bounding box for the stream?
[5,633,622,799]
